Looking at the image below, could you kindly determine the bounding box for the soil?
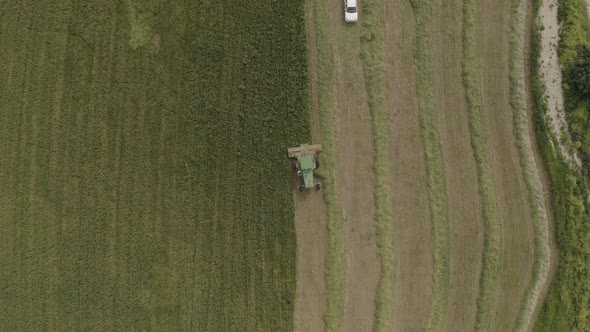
[293,191,329,332]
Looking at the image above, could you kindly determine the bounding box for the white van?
[344,0,358,23]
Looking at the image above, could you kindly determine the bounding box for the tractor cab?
[287,144,323,191]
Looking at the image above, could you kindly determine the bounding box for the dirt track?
[296,0,552,330]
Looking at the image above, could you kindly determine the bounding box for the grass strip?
[509,0,553,330]
[310,2,345,331]
[409,1,451,330]
[462,1,503,330]
[358,0,395,331]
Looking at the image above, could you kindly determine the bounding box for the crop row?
[310,1,346,331]
[409,1,451,330]
[461,0,503,330]
[358,0,395,330]
[0,1,310,330]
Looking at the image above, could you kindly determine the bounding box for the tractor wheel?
[315,183,322,190]
[298,185,304,192]
[315,156,321,168]
[292,160,298,170]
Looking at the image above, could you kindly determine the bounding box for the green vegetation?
[557,0,590,161]
[410,1,451,330]
[310,1,345,330]
[509,0,552,330]
[571,45,590,98]
[533,0,590,330]
[558,0,590,69]
[358,0,395,330]
[0,1,309,330]
[126,0,155,50]
[461,1,503,330]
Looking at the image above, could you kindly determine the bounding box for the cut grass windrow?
[358,0,395,331]
[462,0,503,330]
[509,0,552,330]
[311,2,345,331]
[410,1,451,330]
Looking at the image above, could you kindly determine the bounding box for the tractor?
[287,144,323,192]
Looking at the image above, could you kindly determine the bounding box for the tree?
[571,45,590,98]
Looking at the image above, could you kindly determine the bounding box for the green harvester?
[287,144,323,192]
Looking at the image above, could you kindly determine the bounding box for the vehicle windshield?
[347,6,357,13]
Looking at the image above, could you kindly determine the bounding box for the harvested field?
[385,1,435,327]
[433,0,485,330]
[303,0,554,330]
[303,1,381,331]
[477,0,537,330]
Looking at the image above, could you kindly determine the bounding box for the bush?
[571,45,590,98]
[558,0,590,168]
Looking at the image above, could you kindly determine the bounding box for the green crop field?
[0,0,309,330]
